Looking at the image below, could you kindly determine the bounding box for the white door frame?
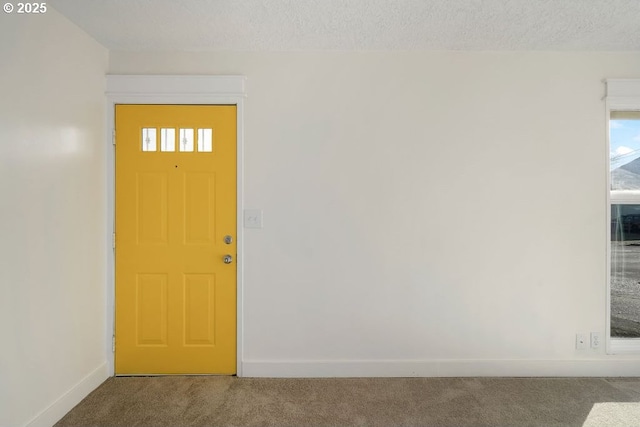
[105,75,246,376]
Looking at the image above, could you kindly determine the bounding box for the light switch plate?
[244,209,263,229]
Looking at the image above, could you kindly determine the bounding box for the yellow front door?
[115,105,236,374]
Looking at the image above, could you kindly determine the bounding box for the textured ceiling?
[49,0,640,51]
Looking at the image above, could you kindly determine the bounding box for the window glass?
[161,128,175,152]
[610,113,640,191]
[611,204,640,337]
[179,128,194,152]
[197,128,213,152]
[141,128,157,152]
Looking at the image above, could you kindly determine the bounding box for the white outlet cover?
[590,332,601,349]
[244,209,263,229]
[576,333,588,350]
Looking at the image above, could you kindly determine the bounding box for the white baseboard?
[241,359,640,378]
[25,362,108,427]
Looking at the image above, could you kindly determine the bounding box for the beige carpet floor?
[55,377,640,427]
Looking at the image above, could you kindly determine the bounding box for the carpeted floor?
[55,377,640,427]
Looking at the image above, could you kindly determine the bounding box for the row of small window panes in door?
[142,128,213,152]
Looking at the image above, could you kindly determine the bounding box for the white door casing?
[105,75,246,376]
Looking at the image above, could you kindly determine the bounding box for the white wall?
[109,51,640,377]
[0,9,108,427]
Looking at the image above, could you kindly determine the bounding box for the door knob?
[223,255,233,264]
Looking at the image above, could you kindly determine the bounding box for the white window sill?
[609,338,640,354]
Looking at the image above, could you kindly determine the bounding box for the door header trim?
[107,75,246,98]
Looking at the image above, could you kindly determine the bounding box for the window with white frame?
[607,80,640,353]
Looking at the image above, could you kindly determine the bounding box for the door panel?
[115,105,236,374]
[184,172,216,244]
[136,274,168,346]
[183,274,216,346]
[136,173,168,244]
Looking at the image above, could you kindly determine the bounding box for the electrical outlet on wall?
[591,332,601,349]
[576,333,587,350]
